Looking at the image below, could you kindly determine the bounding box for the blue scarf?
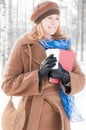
[39,38,71,50]
[39,38,84,122]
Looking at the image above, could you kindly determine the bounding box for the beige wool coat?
[2,33,85,130]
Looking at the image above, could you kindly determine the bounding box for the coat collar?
[21,33,46,65]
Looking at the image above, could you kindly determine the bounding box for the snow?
[0,61,86,130]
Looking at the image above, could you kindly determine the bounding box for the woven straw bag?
[2,97,27,130]
[1,45,32,130]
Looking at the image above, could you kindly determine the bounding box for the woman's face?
[41,14,59,39]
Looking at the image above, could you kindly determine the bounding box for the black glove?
[38,54,57,82]
[49,62,70,85]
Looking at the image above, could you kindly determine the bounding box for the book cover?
[46,49,75,84]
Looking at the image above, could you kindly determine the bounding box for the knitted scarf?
[39,38,84,122]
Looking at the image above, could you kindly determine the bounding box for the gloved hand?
[49,62,70,85]
[38,54,57,82]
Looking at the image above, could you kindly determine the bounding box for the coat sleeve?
[1,41,42,96]
[61,59,85,95]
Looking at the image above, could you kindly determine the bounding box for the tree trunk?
[7,0,12,57]
[0,0,6,72]
[80,0,84,61]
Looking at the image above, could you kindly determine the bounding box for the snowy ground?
[0,60,86,130]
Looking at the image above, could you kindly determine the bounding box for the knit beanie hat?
[30,1,60,24]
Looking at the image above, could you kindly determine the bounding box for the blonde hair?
[28,22,67,40]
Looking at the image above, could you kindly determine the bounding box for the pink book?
[49,49,75,84]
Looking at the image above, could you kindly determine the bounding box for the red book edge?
[49,49,75,84]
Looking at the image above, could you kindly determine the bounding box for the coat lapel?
[32,41,46,65]
[24,40,46,66]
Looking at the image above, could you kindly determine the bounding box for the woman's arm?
[2,40,41,96]
[61,59,85,95]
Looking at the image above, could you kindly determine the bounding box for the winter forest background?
[0,0,86,130]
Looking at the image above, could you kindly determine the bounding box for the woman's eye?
[56,18,59,20]
[48,17,52,19]
[47,17,59,20]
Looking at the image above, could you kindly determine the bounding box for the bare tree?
[75,0,79,54]
[80,0,84,61]
[7,0,13,56]
[0,0,6,73]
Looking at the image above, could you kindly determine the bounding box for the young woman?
[2,1,85,130]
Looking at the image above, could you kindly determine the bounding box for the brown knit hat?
[30,1,60,24]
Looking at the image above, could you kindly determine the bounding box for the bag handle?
[27,44,32,72]
[10,44,32,107]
